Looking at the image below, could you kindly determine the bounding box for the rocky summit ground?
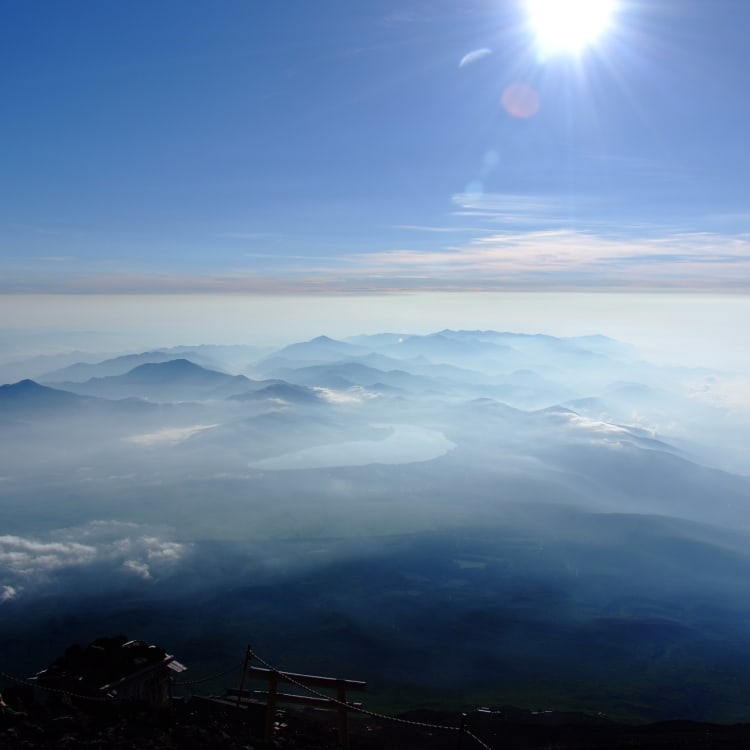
[4,686,750,749]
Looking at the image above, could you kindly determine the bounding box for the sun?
[526,0,616,56]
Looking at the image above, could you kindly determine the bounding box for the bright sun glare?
[526,0,616,55]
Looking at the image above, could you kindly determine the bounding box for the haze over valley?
[3,324,750,721]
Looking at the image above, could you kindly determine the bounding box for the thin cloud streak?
[393,224,492,234]
[351,230,750,289]
[2,229,749,294]
[451,192,581,217]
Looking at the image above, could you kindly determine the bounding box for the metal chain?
[1,669,112,703]
[465,729,495,750]
[5,652,497,749]
[4,657,244,695]
[248,650,495,749]
[172,660,245,687]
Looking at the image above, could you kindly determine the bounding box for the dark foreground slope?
[3,692,750,750]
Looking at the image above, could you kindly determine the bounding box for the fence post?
[457,712,468,749]
[335,679,350,749]
[237,645,253,709]
[264,672,279,741]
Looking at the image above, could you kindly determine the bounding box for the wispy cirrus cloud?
[452,191,568,215]
[3,191,749,293]
[393,224,491,234]
[4,227,750,293]
[450,191,603,227]
[349,229,750,290]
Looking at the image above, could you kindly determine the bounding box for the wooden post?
[264,672,279,741]
[335,679,350,749]
[237,645,253,709]
[228,665,365,744]
[456,712,468,749]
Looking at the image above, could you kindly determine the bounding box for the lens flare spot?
[501,83,540,118]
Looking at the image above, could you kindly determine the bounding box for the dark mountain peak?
[48,359,252,401]
[40,350,176,383]
[3,378,41,391]
[267,336,365,364]
[2,378,69,396]
[131,358,200,373]
[123,359,216,382]
[0,379,88,409]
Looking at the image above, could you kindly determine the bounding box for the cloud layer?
[0,521,188,600]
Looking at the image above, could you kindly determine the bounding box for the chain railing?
[172,660,244,687]
[245,648,495,750]
[3,647,496,749]
[0,669,112,703]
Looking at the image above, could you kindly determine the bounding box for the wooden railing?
[230,649,366,749]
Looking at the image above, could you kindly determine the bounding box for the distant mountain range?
[51,359,255,402]
[42,351,187,382]
[39,344,265,383]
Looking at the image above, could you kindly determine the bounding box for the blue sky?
[2,0,750,293]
